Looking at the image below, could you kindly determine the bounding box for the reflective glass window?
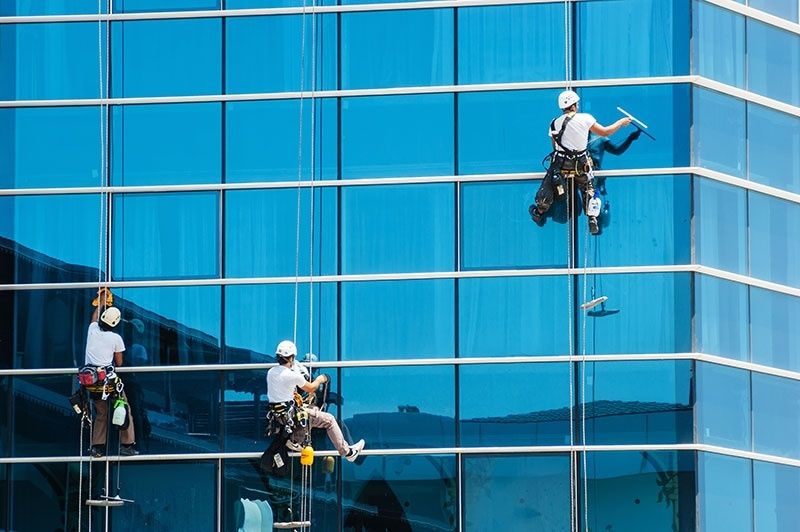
[342,454,457,531]
[576,0,690,78]
[341,94,454,179]
[226,188,337,277]
[0,377,7,448]
[342,10,452,89]
[226,99,337,183]
[341,280,454,360]
[748,103,800,194]
[341,184,454,274]
[227,0,337,8]
[695,275,749,361]
[8,463,76,531]
[583,361,693,445]
[692,0,745,87]
[114,0,219,11]
[457,89,559,175]
[458,4,565,84]
[749,192,800,288]
[0,0,104,15]
[752,372,800,459]
[112,103,221,186]
[112,19,221,97]
[698,453,753,532]
[696,362,751,449]
[343,366,454,448]
[581,273,692,355]
[112,192,219,280]
[749,0,798,21]
[460,363,569,446]
[754,460,800,532]
[463,454,570,531]
[693,87,746,176]
[747,19,800,107]
[460,181,568,269]
[226,15,337,94]
[458,277,569,358]
[223,370,269,453]
[694,178,748,273]
[751,287,800,372]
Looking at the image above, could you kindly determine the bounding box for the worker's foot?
[588,216,600,236]
[345,440,365,462]
[285,440,304,452]
[120,444,139,456]
[90,445,105,458]
[528,205,545,227]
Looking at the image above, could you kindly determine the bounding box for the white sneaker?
[285,440,303,452]
[345,439,365,462]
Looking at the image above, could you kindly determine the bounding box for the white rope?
[77,414,87,531]
[566,176,577,532]
[96,0,107,293]
[580,209,591,532]
[292,0,309,345]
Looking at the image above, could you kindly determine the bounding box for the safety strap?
[551,113,577,154]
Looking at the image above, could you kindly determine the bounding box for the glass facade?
[1,0,799,530]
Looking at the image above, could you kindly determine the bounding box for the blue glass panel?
[460,363,569,446]
[695,275,749,361]
[8,463,76,530]
[695,178,748,273]
[754,460,800,532]
[342,454,457,531]
[112,19,221,97]
[583,361,693,445]
[748,103,800,194]
[341,280,454,360]
[112,103,221,186]
[749,192,800,288]
[112,192,219,280]
[341,184,454,274]
[576,0,690,78]
[226,188,337,277]
[223,370,269,452]
[458,4,564,84]
[458,277,569,357]
[696,362,751,449]
[228,0,337,7]
[752,372,800,459]
[581,273,692,355]
[342,10,453,89]
[580,84,691,169]
[226,99,337,182]
[698,453,753,532]
[115,0,219,11]
[693,87,746,176]
[0,22,104,100]
[457,89,560,174]
[747,19,800,107]
[224,283,337,364]
[751,287,800,372]
[749,0,799,28]
[577,175,691,266]
[463,454,570,531]
[692,0,745,87]
[583,451,696,532]
[226,15,337,93]
[341,94,454,178]
[0,0,103,15]
[460,181,568,269]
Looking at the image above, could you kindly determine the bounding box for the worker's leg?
[91,398,109,447]
[531,167,558,225]
[307,406,351,456]
[578,172,601,235]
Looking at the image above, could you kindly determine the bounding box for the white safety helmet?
[275,340,297,360]
[100,306,122,328]
[558,90,580,110]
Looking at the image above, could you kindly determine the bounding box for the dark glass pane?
[749,192,800,288]
[692,0,745,87]
[698,453,753,532]
[695,275,749,361]
[114,0,220,12]
[693,87,747,176]
[752,372,800,459]
[748,103,800,194]
[223,370,268,453]
[8,463,77,531]
[747,19,800,107]
[460,363,569,446]
[754,460,800,532]
[751,287,800,372]
[696,362,750,449]
[695,178,747,273]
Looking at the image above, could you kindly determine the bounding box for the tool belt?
[78,365,122,397]
[266,397,309,439]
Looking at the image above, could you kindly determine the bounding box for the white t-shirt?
[549,112,597,152]
[85,322,125,366]
[267,365,306,403]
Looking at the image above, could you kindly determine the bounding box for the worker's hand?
[621,117,632,127]
[92,288,114,307]
[317,373,331,385]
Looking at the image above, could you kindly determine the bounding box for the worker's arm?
[590,117,632,137]
[91,307,100,323]
[300,374,329,394]
[114,351,124,367]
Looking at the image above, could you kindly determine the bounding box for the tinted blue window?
[693,87,746,176]
[227,0,337,7]
[751,287,800,372]
[112,192,219,280]
[754,460,800,532]
[114,0,219,11]
[695,275,749,361]
[458,277,569,357]
[752,372,800,459]
[747,20,800,107]
[695,178,748,273]
[692,0,745,87]
[457,89,560,174]
[696,363,751,449]
[341,280,454,360]
[463,454,570,531]
[341,94,454,178]
[698,453,753,532]
[341,184,454,274]
[576,0,690,78]
[748,103,800,194]
[226,99,337,183]
[112,19,221,97]
[458,4,565,83]
[749,0,798,21]
[9,463,77,530]
[226,15,337,94]
[581,273,692,354]
[460,363,569,446]
[223,370,269,452]
[0,0,103,15]
[342,10,453,89]
[112,103,221,186]
[749,192,800,288]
